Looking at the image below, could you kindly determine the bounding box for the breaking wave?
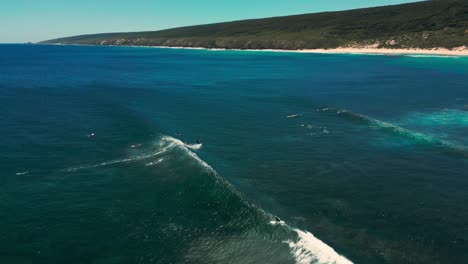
[162,136,203,150]
[288,229,352,264]
[317,107,468,157]
[162,135,353,263]
[64,134,353,264]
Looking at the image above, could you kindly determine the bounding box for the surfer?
[176,132,181,136]
[196,140,200,144]
[275,216,281,223]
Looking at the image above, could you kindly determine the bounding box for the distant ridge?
[42,0,468,50]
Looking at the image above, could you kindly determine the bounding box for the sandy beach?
[47,43,468,57]
[296,46,468,57]
[147,44,468,57]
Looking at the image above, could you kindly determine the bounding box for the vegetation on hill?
[42,0,468,50]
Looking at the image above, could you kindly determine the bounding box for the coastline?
[138,45,468,57]
[123,45,468,57]
[44,43,468,57]
[295,47,468,57]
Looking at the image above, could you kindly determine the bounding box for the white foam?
[287,229,353,264]
[145,158,165,167]
[186,143,202,150]
[269,220,286,226]
[287,114,302,118]
[407,54,460,58]
[16,171,29,176]
[162,136,202,150]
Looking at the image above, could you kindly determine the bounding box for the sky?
[0,0,422,43]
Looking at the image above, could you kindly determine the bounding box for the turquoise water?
[0,44,467,264]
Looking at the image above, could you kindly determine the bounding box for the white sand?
[295,46,468,57]
[152,45,468,57]
[50,43,468,57]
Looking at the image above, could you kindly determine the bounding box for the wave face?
[317,107,468,157]
[161,136,353,264]
[63,135,352,264]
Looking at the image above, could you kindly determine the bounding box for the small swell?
[317,107,468,157]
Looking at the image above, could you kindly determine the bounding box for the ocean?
[0,44,467,264]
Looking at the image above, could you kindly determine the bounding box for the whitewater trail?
[65,142,176,172]
[65,135,353,264]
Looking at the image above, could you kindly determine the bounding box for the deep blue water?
[1,44,467,264]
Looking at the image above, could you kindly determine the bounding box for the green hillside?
[42,0,468,50]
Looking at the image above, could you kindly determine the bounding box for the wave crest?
[287,228,352,264]
[162,136,202,150]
